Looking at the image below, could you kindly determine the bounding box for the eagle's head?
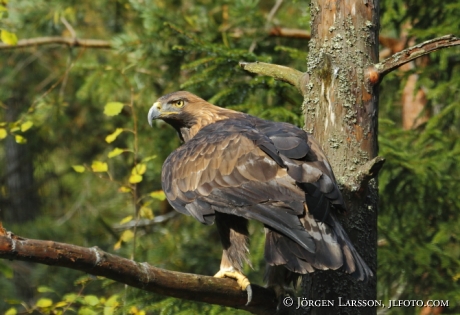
[147,91,209,128]
[148,91,241,142]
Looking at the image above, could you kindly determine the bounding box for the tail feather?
[264,228,315,274]
[263,212,373,284]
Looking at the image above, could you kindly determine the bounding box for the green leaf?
[105,128,124,143]
[0,128,7,139]
[1,29,18,45]
[75,275,93,285]
[37,286,54,293]
[14,135,26,144]
[149,190,166,201]
[108,147,124,158]
[5,308,17,315]
[139,206,154,219]
[113,240,122,250]
[103,102,124,116]
[78,307,98,315]
[20,121,33,132]
[129,174,142,184]
[431,229,451,245]
[132,163,147,175]
[36,298,53,308]
[72,165,85,173]
[118,186,131,193]
[119,215,133,224]
[91,161,108,173]
[63,293,78,303]
[120,230,134,242]
[83,295,100,306]
[104,295,119,307]
[104,295,119,315]
[141,155,157,163]
[54,301,68,308]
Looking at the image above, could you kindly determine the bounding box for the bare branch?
[371,35,460,81]
[113,211,179,231]
[0,37,112,50]
[0,232,277,315]
[266,0,284,25]
[268,27,407,48]
[269,27,311,39]
[239,61,305,93]
[61,17,77,39]
[249,0,284,53]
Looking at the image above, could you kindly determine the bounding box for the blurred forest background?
[0,0,459,314]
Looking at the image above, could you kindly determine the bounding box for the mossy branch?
[369,35,460,82]
[0,229,276,315]
[239,61,306,93]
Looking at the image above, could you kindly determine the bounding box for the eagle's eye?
[174,100,185,108]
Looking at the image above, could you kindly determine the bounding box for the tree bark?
[302,1,380,314]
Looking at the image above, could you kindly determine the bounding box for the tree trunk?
[3,97,40,223]
[301,0,379,314]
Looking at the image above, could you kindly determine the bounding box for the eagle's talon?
[245,284,253,306]
[214,270,252,305]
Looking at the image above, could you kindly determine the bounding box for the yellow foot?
[214,269,253,305]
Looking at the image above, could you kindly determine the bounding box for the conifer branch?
[239,61,305,92]
[0,230,276,315]
[0,37,112,50]
[371,35,460,81]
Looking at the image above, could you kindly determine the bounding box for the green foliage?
[378,116,460,306]
[377,0,460,311]
[3,276,150,315]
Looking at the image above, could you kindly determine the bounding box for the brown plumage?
[148,91,372,298]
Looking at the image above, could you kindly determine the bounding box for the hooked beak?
[148,101,162,127]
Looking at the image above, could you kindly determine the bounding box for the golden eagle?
[148,91,372,302]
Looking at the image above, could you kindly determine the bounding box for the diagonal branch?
[370,35,460,81]
[239,61,307,93]
[113,211,179,231]
[0,231,276,315]
[248,0,284,53]
[0,37,112,50]
[61,17,77,39]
